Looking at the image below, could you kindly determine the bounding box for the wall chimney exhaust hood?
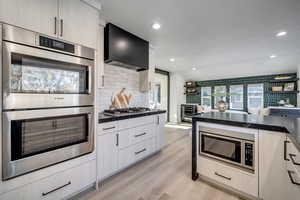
[104,23,149,71]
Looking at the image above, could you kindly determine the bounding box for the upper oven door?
[2,41,94,110]
[2,106,94,180]
[200,132,242,165]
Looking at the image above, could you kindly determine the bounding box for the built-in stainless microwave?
[2,24,95,110]
[199,127,255,171]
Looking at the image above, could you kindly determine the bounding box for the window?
[201,87,211,108]
[230,85,244,110]
[214,85,226,105]
[248,84,264,109]
[154,83,161,104]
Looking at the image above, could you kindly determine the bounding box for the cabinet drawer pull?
[103,126,115,131]
[287,170,300,185]
[135,132,146,137]
[214,172,231,181]
[289,154,300,166]
[284,141,290,161]
[42,181,71,196]
[135,148,146,155]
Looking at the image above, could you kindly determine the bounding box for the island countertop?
[192,112,300,151]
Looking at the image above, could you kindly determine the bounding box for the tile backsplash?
[98,64,149,111]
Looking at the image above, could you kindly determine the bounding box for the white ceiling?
[99,0,300,81]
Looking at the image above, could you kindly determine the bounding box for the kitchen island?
[192,112,300,200]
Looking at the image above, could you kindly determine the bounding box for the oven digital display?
[52,40,65,49]
[39,36,75,53]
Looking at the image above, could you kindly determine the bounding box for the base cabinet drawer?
[29,160,96,200]
[198,156,258,197]
[131,124,155,145]
[119,137,156,169]
[0,160,96,200]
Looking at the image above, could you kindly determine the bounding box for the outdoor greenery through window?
[214,85,226,105]
[248,84,264,109]
[201,87,211,108]
[230,85,244,110]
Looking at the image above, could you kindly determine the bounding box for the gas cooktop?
[104,107,151,115]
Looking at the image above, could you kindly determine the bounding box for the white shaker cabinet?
[58,0,99,48]
[0,0,58,37]
[0,0,99,48]
[259,130,300,200]
[259,130,289,200]
[97,114,165,181]
[97,131,119,180]
[285,137,300,200]
[97,23,105,88]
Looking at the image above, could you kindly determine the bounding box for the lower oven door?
[2,106,94,180]
[200,132,242,166]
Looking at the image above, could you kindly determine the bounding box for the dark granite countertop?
[99,109,166,123]
[192,112,300,151]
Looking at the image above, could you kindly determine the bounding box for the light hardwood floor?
[75,126,241,200]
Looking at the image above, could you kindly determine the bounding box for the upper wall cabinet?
[0,0,58,37]
[0,0,99,49]
[58,0,99,49]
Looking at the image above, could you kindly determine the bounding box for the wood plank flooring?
[75,126,241,200]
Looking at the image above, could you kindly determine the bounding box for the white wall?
[169,73,186,123]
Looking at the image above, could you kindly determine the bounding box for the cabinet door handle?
[289,154,300,166]
[134,132,146,137]
[42,181,71,196]
[54,17,57,35]
[102,75,105,87]
[103,126,115,131]
[287,170,300,185]
[60,19,63,37]
[284,140,290,161]
[116,133,119,146]
[214,172,231,181]
[135,148,146,155]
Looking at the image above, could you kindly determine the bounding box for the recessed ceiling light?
[170,58,175,62]
[276,31,287,37]
[270,55,277,59]
[192,67,196,71]
[152,23,161,30]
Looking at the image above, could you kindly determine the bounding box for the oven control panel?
[39,36,75,54]
[245,142,254,167]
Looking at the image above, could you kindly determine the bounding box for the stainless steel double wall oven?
[1,24,95,180]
